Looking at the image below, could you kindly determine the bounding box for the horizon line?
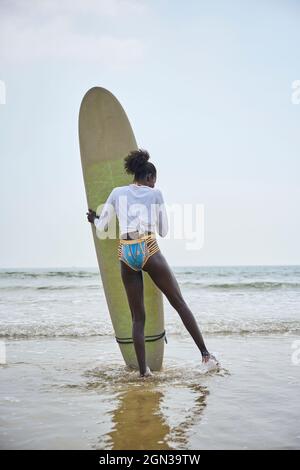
[1,264,300,270]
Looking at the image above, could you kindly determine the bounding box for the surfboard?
[78,87,166,371]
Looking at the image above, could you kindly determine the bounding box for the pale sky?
[0,0,299,267]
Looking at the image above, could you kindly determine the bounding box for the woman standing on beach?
[87,149,219,377]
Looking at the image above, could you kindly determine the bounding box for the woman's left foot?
[140,366,153,378]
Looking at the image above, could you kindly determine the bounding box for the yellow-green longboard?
[78,87,165,371]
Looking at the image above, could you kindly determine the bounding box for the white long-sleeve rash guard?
[94,183,169,238]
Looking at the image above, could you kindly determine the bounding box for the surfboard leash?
[115,330,167,344]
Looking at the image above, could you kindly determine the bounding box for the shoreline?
[1,334,299,450]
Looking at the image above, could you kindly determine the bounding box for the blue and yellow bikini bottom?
[118,234,160,271]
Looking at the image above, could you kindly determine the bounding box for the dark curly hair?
[124,149,156,180]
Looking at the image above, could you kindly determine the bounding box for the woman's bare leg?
[120,260,148,375]
[143,251,209,359]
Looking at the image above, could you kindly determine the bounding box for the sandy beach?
[1,266,299,449]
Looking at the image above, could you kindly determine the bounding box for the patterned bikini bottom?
[118,233,160,271]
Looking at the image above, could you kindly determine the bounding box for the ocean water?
[1,265,300,449]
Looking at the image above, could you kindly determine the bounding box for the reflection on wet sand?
[83,362,217,450]
[104,383,208,450]
[108,388,171,450]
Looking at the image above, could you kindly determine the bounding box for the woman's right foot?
[202,353,220,371]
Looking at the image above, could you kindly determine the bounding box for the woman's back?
[95,183,168,238]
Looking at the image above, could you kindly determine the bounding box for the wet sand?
[1,333,299,449]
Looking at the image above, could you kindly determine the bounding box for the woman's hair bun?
[124,149,150,175]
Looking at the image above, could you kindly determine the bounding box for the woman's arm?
[86,189,116,233]
[155,189,169,237]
